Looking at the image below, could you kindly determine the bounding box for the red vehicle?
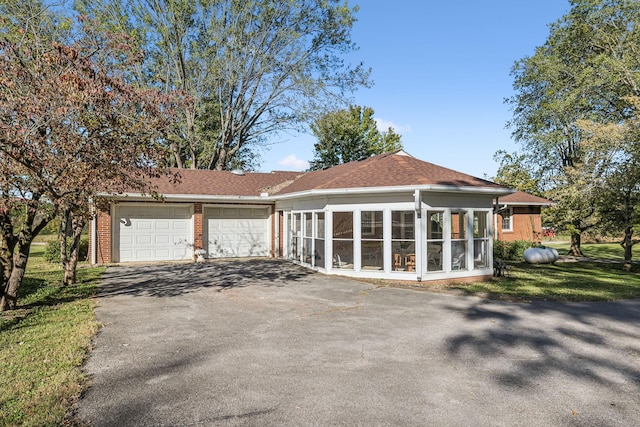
[542,227,555,239]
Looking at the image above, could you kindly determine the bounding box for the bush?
[43,238,89,263]
[494,240,535,261]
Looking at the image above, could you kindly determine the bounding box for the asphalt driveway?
[76,260,640,426]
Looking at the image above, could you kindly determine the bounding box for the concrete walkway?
[76,260,640,426]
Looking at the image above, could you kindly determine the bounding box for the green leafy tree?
[309,105,403,170]
[76,0,371,170]
[492,150,541,195]
[595,156,640,271]
[590,98,640,270]
[506,0,640,255]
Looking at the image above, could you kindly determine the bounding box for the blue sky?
[260,1,572,179]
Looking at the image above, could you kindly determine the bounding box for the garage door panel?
[117,205,192,262]
[155,221,170,230]
[136,235,153,245]
[135,249,153,259]
[155,235,170,244]
[173,222,188,231]
[206,207,269,258]
[137,221,152,230]
[155,249,170,258]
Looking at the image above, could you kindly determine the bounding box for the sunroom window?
[332,212,353,269]
[392,211,415,271]
[291,213,301,261]
[474,211,490,268]
[361,211,384,270]
[426,211,444,272]
[315,212,325,268]
[303,212,313,265]
[451,211,467,270]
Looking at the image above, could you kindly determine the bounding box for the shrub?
[494,240,535,261]
[44,238,89,263]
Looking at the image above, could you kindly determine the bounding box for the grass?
[0,246,105,427]
[544,241,640,261]
[454,261,640,302]
[32,234,58,244]
[451,242,640,302]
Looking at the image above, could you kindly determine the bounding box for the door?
[206,207,270,258]
[116,204,192,262]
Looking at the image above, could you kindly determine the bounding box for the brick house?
[494,191,553,243]
[90,150,515,282]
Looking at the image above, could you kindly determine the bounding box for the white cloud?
[278,154,309,171]
[374,117,410,134]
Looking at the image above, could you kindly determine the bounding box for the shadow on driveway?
[445,299,640,393]
[98,258,314,298]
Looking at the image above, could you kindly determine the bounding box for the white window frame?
[501,207,513,232]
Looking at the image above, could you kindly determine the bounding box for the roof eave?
[500,201,554,207]
[98,184,515,203]
[273,184,515,200]
[97,192,275,203]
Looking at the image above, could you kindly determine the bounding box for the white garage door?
[116,204,193,262]
[206,207,269,258]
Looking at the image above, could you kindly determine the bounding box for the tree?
[595,156,640,271]
[0,8,179,310]
[492,150,541,195]
[309,105,402,170]
[589,98,640,271]
[506,0,640,256]
[76,0,371,170]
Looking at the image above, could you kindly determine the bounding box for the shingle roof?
[134,151,509,198]
[270,151,505,195]
[148,168,304,197]
[498,191,553,205]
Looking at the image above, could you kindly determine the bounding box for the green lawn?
[544,241,640,260]
[455,261,640,302]
[0,246,104,427]
[453,242,640,302]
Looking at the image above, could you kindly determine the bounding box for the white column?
[414,207,423,279]
[467,210,474,271]
[354,209,361,272]
[326,210,333,272]
[383,208,392,273]
[443,209,452,273]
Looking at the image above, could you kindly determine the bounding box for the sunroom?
[279,192,496,282]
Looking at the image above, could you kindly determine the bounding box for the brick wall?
[269,207,277,257]
[92,206,112,264]
[194,203,203,253]
[496,206,542,242]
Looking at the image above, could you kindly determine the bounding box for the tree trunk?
[0,242,30,311]
[59,210,71,285]
[621,226,635,272]
[569,232,583,256]
[0,244,13,310]
[64,248,78,285]
[59,209,86,286]
[170,141,184,169]
[64,216,85,286]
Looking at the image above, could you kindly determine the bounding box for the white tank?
[523,247,559,264]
